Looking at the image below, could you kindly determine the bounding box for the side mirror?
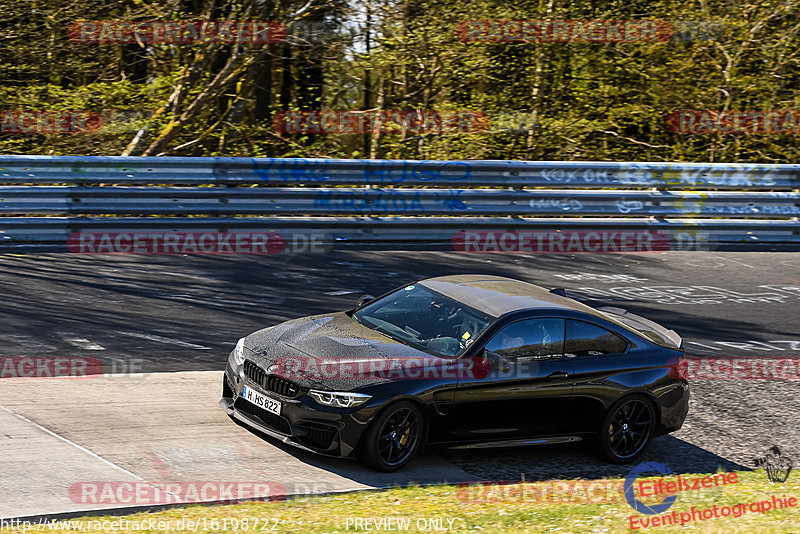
[357,294,375,308]
[482,349,511,372]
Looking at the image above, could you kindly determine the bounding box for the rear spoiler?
[596,306,683,349]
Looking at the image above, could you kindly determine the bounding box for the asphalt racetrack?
[0,251,798,518]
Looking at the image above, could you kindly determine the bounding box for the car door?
[554,319,632,434]
[450,317,574,441]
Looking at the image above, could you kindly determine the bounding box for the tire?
[597,394,656,464]
[359,401,424,472]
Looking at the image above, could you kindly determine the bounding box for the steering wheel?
[368,317,413,340]
[446,307,463,320]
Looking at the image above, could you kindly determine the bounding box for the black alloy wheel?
[359,401,423,471]
[599,394,656,463]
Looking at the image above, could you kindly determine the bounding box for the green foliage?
[1,0,799,161]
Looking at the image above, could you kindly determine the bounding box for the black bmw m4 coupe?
[220,274,689,471]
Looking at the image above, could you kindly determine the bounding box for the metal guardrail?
[0,156,798,253]
[0,187,798,217]
[2,155,799,188]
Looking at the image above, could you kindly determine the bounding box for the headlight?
[232,337,246,367]
[308,390,372,408]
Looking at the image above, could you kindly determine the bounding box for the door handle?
[548,371,569,379]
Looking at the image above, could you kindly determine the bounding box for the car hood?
[241,312,456,390]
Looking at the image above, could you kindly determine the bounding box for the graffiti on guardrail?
[249,158,472,184]
[537,165,784,187]
[311,189,469,212]
[2,157,795,190]
[0,157,798,252]
[616,199,646,213]
[539,168,638,184]
[360,158,473,183]
[529,198,584,211]
[661,166,780,187]
[702,205,800,215]
[314,189,420,212]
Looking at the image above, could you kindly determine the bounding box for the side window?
[565,320,628,357]
[485,319,565,361]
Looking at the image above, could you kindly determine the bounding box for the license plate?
[241,385,281,416]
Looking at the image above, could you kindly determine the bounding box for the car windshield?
[353,283,493,357]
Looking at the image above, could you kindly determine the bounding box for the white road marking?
[161,271,224,282]
[716,255,755,269]
[116,331,212,350]
[325,290,357,295]
[0,404,143,480]
[61,337,106,350]
[687,341,722,352]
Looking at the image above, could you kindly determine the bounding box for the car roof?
[418,274,610,319]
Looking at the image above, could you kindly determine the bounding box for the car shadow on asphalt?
[228,415,478,489]
[232,413,746,487]
[436,434,748,482]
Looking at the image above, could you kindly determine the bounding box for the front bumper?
[219,362,365,458]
